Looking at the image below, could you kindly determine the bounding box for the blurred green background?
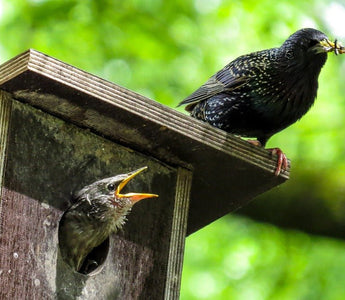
[1,0,345,299]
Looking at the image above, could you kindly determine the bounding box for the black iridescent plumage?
[178,28,343,174]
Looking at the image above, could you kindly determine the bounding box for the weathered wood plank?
[0,91,11,198]
[164,168,192,299]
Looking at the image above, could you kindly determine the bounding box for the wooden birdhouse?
[0,50,288,299]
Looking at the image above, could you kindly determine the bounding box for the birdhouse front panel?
[0,97,185,299]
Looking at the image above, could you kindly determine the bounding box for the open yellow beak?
[115,166,158,204]
[320,38,345,55]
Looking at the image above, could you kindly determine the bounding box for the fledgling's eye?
[107,183,116,191]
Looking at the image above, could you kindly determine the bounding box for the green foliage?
[1,0,345,298]
[182,216,345,300]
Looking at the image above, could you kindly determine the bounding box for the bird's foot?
[267,148,289,176]
[246,140,288,176]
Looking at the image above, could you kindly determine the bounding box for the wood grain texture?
[164,168,192,300]
[0,188,60,300]
[0,91,11,203]
[0,49,289,235]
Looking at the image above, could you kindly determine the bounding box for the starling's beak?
[318,39,345,55]
[115,166,158,204]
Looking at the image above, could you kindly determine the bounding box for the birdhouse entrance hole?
[79,237,110,275]
[58,221,110,276]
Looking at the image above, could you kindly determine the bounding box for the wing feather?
[178,63,248,111]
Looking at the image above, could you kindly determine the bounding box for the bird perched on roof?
[178,28,344,175]
[58,166,158,274]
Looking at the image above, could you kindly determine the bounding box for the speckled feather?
[179,28,330,146]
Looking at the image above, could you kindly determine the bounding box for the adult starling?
[58,166,158,273]
[178,28,344,175]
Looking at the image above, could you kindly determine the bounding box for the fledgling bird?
[58,166,158,273]
[178,28,344,175]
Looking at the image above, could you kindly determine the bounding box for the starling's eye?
[308,40,319,48]
[107,183,116,191]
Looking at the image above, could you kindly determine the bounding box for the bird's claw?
[246,139,262,147]
[267,148,289,176]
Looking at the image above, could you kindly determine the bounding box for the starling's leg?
[267,148,289,176]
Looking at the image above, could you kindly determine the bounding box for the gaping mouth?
[319,38,345,55]
[115,166,158,203]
